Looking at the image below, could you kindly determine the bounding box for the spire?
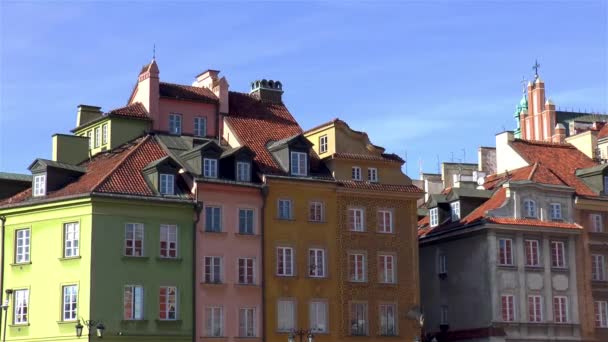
[532,59,541,79]
[153,43,156,61]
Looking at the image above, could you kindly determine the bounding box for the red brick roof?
[159,82,218,104]
[107,102,149,119]
[599,124,608,139]
[509,139,597,196]
[337,180,423,193]
[326,152,404,163]
[1,136,190,207]
[224,91,304,175]
[482,162,567,190]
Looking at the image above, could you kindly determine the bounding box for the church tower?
[519,60,557,142]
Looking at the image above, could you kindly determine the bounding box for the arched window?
[523,199,537,218]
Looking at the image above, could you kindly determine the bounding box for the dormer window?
[236,162,251,182]
[430,208,439,227]
[550,203,562,221]
[159,174,175,195]
[290,152,307,176]
[352,167,362,181]
[523,199,537,218]
[319,135,328,154]
[203,158,218,178]
[169,114,182,135]
[33,174,46,197]
[450,201,460,221]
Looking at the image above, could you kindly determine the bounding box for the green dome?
[518,94,528,109]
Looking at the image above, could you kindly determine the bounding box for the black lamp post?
[288,329,313,342]
[2,289,12,342]
[75,319,105,339]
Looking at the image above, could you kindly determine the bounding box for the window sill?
[9,323,30,327]
[10,262,32,267]
[155,319,182,323]
[552,267,569,272]
[121,319,149,323]
[348,280,368,284]
[56,320,78,325]
[201,282,226,287]
[276,218,295,221]
[234,233,259,238]
[275,274,296,278]
[156,257,182,262]
[235,283,260,288]
[348,230,367,234]
[378,282,398,286]
[497,264,516,269]
[58,256,81,261]
[375,231,395,235]
[307,220,327,224]
[524,266,543,271]
[122,256,149,261]
[201,230,227,235]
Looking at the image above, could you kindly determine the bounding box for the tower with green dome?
[514,85,528,138]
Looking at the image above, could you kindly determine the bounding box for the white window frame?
[159,174,175,195]
[595,300,608,327]
[348,208,365,232]
[290,151,307,176]
[450,201,461,221]
[591,214,603,233]
[160,224,178,258]
[64,222,79,258]
[124,285,144,320]
[205,306,224,337]
[319,135,328,154]
[62,285,78,321]
[528,295,543,323]
[309,201,324,222]
[349,253,366,282]
[551,241,567,268]
[277,299,296,332]
[15,228,30,263]
[523,199,537,218]
[310,300,328,333]
[550,203,562,220]
[94,126,101,148]
[102,123,108,145]
[524,239,540,267]
[592,254,606,281]
[379,303,397,336]
[553,296,569,323]
[169,114,182,135]
[124,223,144,257]
[352,166,362,181]
[159,286,178,320]
[377,209,393,233]
[13,289,28,324]
[501,294,515,322]
[239,307,256,337]
[33,174,46,197]
[498,238,514,266]
[350,302,368,336]
[429,208,439,227]
[367,168,378,182]
[379,254,395,283]
[87,130,92,149]
[236,162,251,182]
[278,199,292,220]
[277,247,294,276]
[238,257,255,285]
[238,208,254,235]
[204,256,223,283]
[194,117,207,137]
[308,248,326,278]
[205,206,222,232]
[203,158,218,178]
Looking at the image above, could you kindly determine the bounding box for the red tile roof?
[509,139,597,196]
[485,217,581,229]
[460,187,508,224]
[159,82,218,104]
[224,91,304,175]
[337,180,423,193]
[326,152,404,163]
[0,135,190,207]
[599,124,608,139]
[481,162,567,190]
[107,102,149,120]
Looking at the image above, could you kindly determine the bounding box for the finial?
[532,59,540,78]
[520,76,527,94]
[153,43,156,60]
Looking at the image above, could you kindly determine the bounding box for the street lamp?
[75,319,105,339]
[2,289,12,342]
[288,329,313,342]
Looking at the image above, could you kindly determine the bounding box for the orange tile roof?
[159,82,218,104]
[337,180,423,193]
[482,162,567,190]
[485,217,581,229]
[599,124,608,139]
[326,152,404,163]
[107,102,149,120]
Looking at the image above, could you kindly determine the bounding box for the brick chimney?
[250,79,283,104]
[193,70,229,114]
[552,123,566,143]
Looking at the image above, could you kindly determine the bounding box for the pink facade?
[158,98,217,137]
[196,182,263,342]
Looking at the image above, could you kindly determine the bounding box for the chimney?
[76,105,102,127]
[250,79,283,104]
[193,70,229,113]
[553,123,566,143]
[133,59,160,127]
[52,134,89,165]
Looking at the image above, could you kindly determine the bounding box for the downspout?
[193,193,203,342]
[260,186,267,342]
[0,215,5,339]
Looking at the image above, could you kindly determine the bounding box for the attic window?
[236,162,251,182]
[204,158,218,178]
[430,208,439,227]
[523,199,537,218]
[159,174,175,195]
[290,152,307,176]
[33,174,46,197]
[319,135,328,154]
[450,201,460,221]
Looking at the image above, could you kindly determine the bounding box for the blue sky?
[1,1,606,178]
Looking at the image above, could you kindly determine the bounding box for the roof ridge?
[527,162,539,181]
[91,135,151,192]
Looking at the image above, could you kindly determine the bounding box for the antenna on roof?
[461,148,466,163]
[418,159,423,177]
[436,155,440,174]
[153,43,156,60]
[450,152,454,162]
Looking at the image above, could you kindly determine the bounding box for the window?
[204,256,222,283]
[309,202,324,222]
[438,253,447,275]
[498,238,513,266]
[236,162,251,182]
[348,208,365,232]
[592,254,606,281]
[377,210,393,233]
[203,158,218,178]
[94,126,100,148]
[33,174,46,197]
[524,239,540,267]
[319,135,328,154]
[62,285,78,321]
[450,201,460,221]
[160,224,178,258]
[277,299,295,332]
[194,117,207,137]
[310,301,328,333]
[523,199,537,218]
[277,247,294,276]
[238,258,254,284]
[351,167,362,181]
[349,253,366,282]
[368,168,378,182]
[528,295,543,322]
[205,306,223,337]
[551,241,566,268]
[13,289,28,324]
[169,114,182,135]
[239,308,256,337]
[501,294,514,322]
[550,203,562,220]
[124,285,144,320]
[379,304,396,336]
[125,223,144,257]
[87,130,92,149]
[15,228,30,263]
[309,248,325,278]
[205,206,222,232]
[278,199,292,220]
[238,209,254,234]
[102,124,108,145]
[595,300,608,327]
[159,174,175,195]
[350,302,368,336]
[591,214,603,232]
[430,208,439,227]
[440,305,448,324]
[553,296,569,323]
[159,286,177,320]
[64,222,79,258]
[378,254,395,283]
[290,151,307,176]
